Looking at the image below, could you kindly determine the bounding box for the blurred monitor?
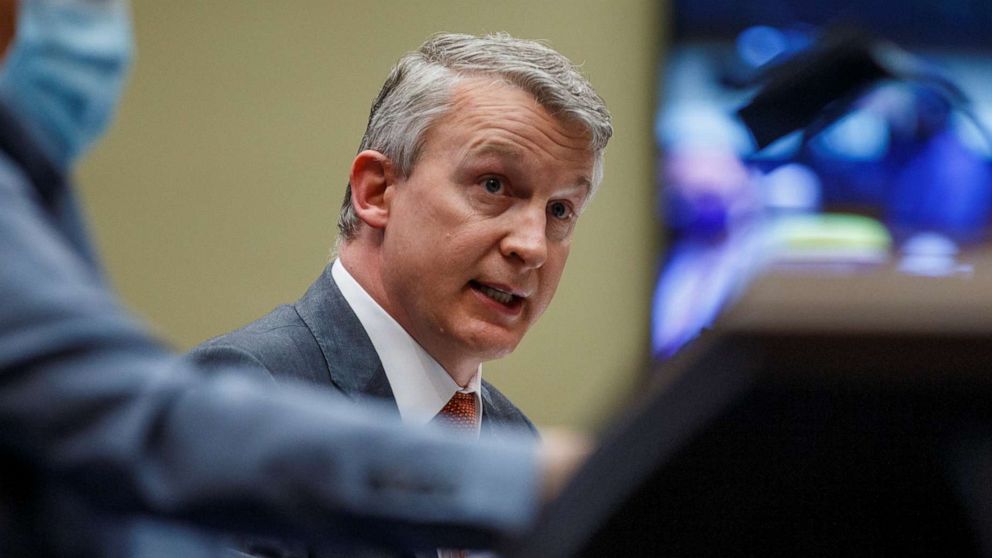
[651,0,992,359]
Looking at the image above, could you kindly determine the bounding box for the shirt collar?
[332,259,482,428]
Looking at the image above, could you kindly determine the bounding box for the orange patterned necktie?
[432,391,478,434]
[435,393,478,558]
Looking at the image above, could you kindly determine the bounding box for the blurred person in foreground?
[0,1,590,557]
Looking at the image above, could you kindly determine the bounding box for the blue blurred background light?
[761,163,821,212]
[662,146,755,238]
[673,0,992,51]
[656,102,754,154]
[809,108,890,161]
[887,129,991,242]
[737,26,789,68]
[898,232,973,276]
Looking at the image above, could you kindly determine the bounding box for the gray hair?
[336,32,613,241]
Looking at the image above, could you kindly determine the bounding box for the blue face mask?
[0,0,133,168]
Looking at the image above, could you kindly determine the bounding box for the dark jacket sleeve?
[0,140,538,552]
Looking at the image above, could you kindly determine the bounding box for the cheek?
[436,218,504,265]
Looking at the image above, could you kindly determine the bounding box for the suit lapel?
[293,264,398,412]
[294,264,532,437]
[479,383,507,440]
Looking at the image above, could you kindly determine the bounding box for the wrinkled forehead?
[426,76,596,153]
[409,75,603,191]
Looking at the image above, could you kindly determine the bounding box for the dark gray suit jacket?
[189,264,538,441]
[188,266,538,557]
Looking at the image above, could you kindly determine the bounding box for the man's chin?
[455,327,523,362]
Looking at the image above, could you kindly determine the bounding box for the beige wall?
[77,1,665,431]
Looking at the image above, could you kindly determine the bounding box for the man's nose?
[500,206,548,269]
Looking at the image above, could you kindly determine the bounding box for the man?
[191,33,613,445]
[0,3,587,557]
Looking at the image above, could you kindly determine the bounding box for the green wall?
[77,0,665,431]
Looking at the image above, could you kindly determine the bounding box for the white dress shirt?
[334,260,494,558]
[332,259,482,435]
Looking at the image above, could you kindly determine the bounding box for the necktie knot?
[433,391,478,433]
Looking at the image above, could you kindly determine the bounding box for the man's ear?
[348,150,396,230]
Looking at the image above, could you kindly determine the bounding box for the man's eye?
[483,177,503,194]
[548,201,572,220]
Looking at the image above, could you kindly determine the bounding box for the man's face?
[378,78,596,374]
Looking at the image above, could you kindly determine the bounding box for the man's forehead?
[414,78,597,188]
[434,82,593,152]
[467,140,592,178]
[446,77,590,137]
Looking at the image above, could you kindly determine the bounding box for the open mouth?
[470,280,520,307]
